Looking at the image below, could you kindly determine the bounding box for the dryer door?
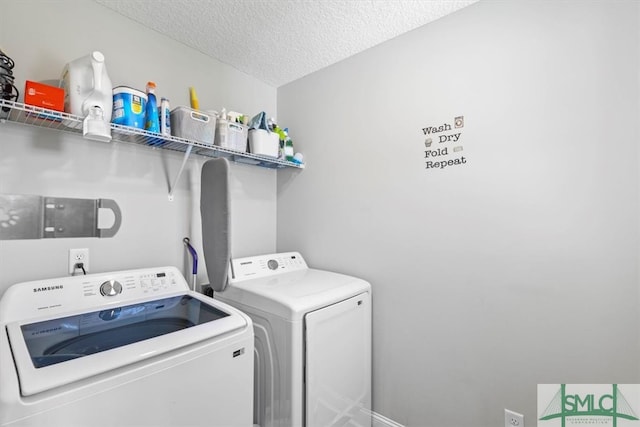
[304,292,371,427]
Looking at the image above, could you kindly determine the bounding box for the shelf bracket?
[168,144,194,201]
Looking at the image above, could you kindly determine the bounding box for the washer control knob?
[267,259,279,270]
[100,280,123,297]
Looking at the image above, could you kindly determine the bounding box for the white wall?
[0,0,278,291]
[277,1,640,426]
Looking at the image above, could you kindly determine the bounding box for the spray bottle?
[144,81,160,133]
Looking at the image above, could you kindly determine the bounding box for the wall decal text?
[422,116,466,171]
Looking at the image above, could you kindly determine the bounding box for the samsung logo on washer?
[32,285,64,293]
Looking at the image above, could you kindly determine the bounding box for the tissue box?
[170,107,216,145]
[249,129,279,158]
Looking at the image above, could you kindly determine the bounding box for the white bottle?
[159,97,171,136]
[216,108,229,148]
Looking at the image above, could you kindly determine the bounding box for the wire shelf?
[0,100,305,170]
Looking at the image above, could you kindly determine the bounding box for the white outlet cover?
[68,248,90,275]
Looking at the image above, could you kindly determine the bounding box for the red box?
[24,81,64,112]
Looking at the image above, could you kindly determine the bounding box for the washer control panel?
[0,267,189,322]
[230,252,308,282]
[84,270,180,299]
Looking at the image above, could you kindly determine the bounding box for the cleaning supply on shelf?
[227,111,246,123]
[159,97,171,136]
[144,81,160,133]
[216,108,229,146]
[273,125,286,159]
[60,51,113,142]
[292,152,304,165]
[283,128,294,162]
[189,86,199,110]
[112,86,146,129]
[273,125,286,140]
[215,108,248,152]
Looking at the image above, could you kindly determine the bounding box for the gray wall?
[0,0,278,291]
[277,1,640,426]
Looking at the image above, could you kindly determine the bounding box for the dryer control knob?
[267,259,279,270]
[100,280,123,297]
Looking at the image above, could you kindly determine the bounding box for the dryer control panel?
[230,252,308,282]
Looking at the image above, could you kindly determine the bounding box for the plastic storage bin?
[170,107,216,145]
[216,121,248,152]
[249,129,279,158]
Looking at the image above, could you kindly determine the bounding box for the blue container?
[112,86,147,129]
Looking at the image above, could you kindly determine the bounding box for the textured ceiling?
[94,0,478,87]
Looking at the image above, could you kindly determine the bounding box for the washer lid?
[6,292,248,396]
[219,268,371,320]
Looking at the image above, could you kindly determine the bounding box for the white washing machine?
[215,252,372,427]
[0,266,254,427]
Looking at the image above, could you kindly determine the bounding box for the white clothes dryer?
[0,266,253,427]
[215,252,372,427]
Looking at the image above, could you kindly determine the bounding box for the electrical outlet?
[505,409,524,427]
[69,248,89,275]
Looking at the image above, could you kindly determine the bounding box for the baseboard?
[372,411,405,427]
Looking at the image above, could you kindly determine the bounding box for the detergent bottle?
[60,51,113,142]
[144,81,160,133]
